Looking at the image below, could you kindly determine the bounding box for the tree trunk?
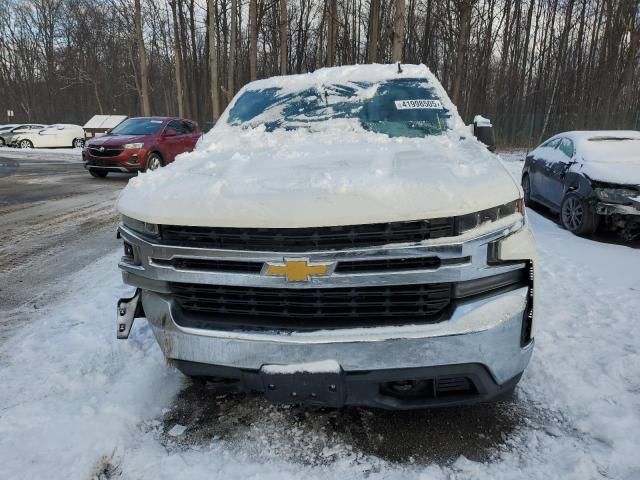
[169,0,185,117]
[249,0,258,80]
[451,0,474,107]
[367,0,380,63]
[279,0,288,75]
[135,0,151,115]
[391,0,405,62]
[327,0,337,66]
[208,0,220,120]
[228,0,237,96]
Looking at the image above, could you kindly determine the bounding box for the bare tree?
[208,0,220,119]
[228,0,237,97]
[249,0,258,81]
[134,0,151,115]
[279,0,288,74]
[391,0,405,62]
[367,0,381,63]
[169,0,185,117]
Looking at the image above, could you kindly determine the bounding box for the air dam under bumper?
[140,286,533,409]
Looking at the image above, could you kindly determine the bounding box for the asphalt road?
[0,149,131,340]
[0,149,548,466]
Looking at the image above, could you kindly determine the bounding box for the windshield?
[110,118,164,136]
[227,78,450,138]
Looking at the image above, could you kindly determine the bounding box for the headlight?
[121,215,159,237]
[455,199,524,234]
[594,187,637,204]
[123,142,144,149]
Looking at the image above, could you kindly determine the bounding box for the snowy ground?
[0,146,82,162]
[1,151,639,479]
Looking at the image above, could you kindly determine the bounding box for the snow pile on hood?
[118,127,518,227]
[575,131,640,185]
[117,64,519,227]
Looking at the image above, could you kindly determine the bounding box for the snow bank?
[0,146,82,163]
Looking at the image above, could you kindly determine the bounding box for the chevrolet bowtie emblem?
[264,258,334,282]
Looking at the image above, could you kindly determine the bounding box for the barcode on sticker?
[394,99,443,110]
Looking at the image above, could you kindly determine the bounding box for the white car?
[115,64,536,409]
[14,124,85,149]
[0,124,46,147]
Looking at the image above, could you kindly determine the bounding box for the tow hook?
[116,288,143,339]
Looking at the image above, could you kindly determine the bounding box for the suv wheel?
[19,139,33,149]
[146,153,163,171]
[560,192,599,236]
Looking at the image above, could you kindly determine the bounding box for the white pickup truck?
[115,64,536,409]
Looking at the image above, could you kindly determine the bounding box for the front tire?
[19,139,33,149]
[89,169,108,178]
[0,138,5,147]
[73,138,85,148]
[560,192,599,236]
[521,174,533,207]
[146,153,163,171]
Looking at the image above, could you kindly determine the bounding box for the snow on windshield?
[226,78,451,138]
[581,137,640,163]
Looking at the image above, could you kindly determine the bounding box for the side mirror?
[472,115,496,152]
[164,129,177,137]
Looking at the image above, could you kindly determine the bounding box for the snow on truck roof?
[220,63,466,131]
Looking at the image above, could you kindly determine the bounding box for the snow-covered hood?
[117,128,520,228]
[577,160,640,186]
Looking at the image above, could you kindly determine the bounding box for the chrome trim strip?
[118,215,526,289]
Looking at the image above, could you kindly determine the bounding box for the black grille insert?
[160,218,455,251]
[170,282,453,330]
[335,256,452,273]
[154,258,263,273]
[88,146,124,157]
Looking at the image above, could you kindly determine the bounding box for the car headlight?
[123,142,144,149]
[455,199,524,234]
[121,215,159,238]
[594,187,637,204]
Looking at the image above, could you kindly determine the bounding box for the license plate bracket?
[260,369,346,407]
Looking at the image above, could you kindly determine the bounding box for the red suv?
[83,117,202,178]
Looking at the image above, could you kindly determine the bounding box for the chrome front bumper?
[117,214,535,394]
[140,285,533,386]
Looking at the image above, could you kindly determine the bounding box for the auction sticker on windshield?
[394,99,443,110]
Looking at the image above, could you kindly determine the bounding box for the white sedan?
[14,124,85,149]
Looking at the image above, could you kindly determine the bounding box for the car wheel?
[89,169,108,178]
[521,174,534,207]
[146,153,163,171]
[560,192,599,236]
[73,138,85,148]
[19,139,33,149]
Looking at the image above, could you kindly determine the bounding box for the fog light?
[123,241,134,260]
[127,155,138,165]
